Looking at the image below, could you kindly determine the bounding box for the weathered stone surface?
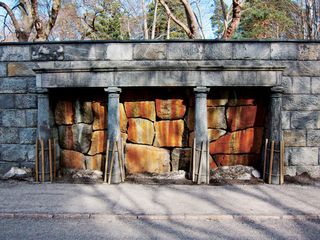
[124,101,156,121]
[227,98,255,106]
[0,63,6,77]
[106,43,133,60]
[207,107,227,129]
[281,111,291,130]
[1,110,26,127]
[0,94,15,108]
[307,130,320,147]
[204,43,232,60]
[233,43,270,60]
[0,46,30,61]
[283,95,320,111]
[26,109,37,127]
[271,43,298,60]
[187,107,195,131]
[15,94,37,109]
[208,129,226,142]
[61,150,85,169]
[283,130,306,147]
[0,78,27,93]
[88,130,106,155]
[286,147,318,166]
[31,45,64,61]
[155,99,186,119]
[285,166,297,176]
[92,101,106,130]
[291,111,320,129]
[311,77,320,94]
[74,100,93,124]
[121,133,128,143]
[154,120,184,147]
[55,101,74,125]
[299,44,320,60]
[168,43,203,60]
[227,106,264,131]
[58,124,92,153]
[292,77,311,94]
[171,148,191,171]
[209,154,218,170]
[0,144,35,162]
[210,128,264,154]
[0,128,19,144]
[133,44,166,60]
[127,118,154,145]
[125,144,170,174]
[7,63,35,77]
[213,154,259,167]
[64,44,105,60]
[296,166,320,178]
[207,98,228,107]
[86,154,103,170]
[281,77,293,94]
[19,128,36,144]
[119,103,127,132]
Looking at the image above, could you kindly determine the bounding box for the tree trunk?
[166,16,171,39]
[141,0,149,39]
[223,0,242,39]
[151,0,158,39]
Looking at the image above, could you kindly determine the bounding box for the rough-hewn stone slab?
[127,118,154,145]
[31,45,64,61]
[286,147,318,166]
[171,148,191,171]
[154,120,184,147]
[0,128,19,144]
[291,111,320,129]
[26,110,37,127]
[119,103,127,132]
[207,107,227,129]
[86,154,103,170]
[283,130,306,147]
[167,43,203,60]
[227,106,264,131]
[292,77,311,94]
[298,44,320,60]
[204,43,232,60]
[0,63,6,77]
[61,150,85,169]
[133,43,166,60]
[92,101,107,130]
[7,63,36,77]
[0,78,28,93]
[281,111,291,130]
[155,99,186,119]
[0,94,15,108]
[1,110,26,127]
[0,46,30,61]
[88,130,106,155]
[233,43,270,60]
[64,44,105,61]
[124,101,156,121]
[311,77,320,94]
[125,143,170,174]
[19,128,36,144]
[270,43,298,60]
[55,101,74,125]
[74,101,93,124]
[307,130,320,147]
[0,144,35,162]
[15,94,37,109]
[106,43,132,60]
[283,95,320,111]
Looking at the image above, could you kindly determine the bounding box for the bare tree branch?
[151,0,158,39]
[223,0,242,39]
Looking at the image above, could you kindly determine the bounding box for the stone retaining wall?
[0,41,319,178]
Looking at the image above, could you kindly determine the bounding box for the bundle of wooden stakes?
[104,139,126,184]
[191,138,210,184]
[35,138,57,182]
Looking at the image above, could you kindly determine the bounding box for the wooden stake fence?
[192,139,210,184]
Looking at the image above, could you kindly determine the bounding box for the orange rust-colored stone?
[227,106,258,132]
[189,130,226,147]
[207,99,228,107]
[209,155,218,170]
[213,154,259,167]
[187,107,195,131]
[55,101,73,125]
[155,99,186,119]
[209,128,264,154]
[154,120,184,147]
[86,154,103,170]
[61,150,85,169]
[127,118,154,145]
[92,102,106,130]
[119,103,128,132]
[227,99,255,106]
[207,107,227,129]
[88,130,106,155]
[125,144,170,174]
[124,101,156,121]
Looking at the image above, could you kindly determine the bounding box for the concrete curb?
[1,213,320,221]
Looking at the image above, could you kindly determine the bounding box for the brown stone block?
[213,154,259,166]
[207,99,228,107]
[154,120,184,147]
[209,155,218,170]
[119,103,128,132]
[61,150,85,169]
[74,100,93,124]
[124,101,156,121]
[125,144,170,174]
[127,118,154,145]
[209,129,227,142]
[92,102,106,130]
[227,99,255,106]
[55,101,73,125]
[171,148,192,171]
[209,128,264,154]
[186,107,195,131]
[86,154,103,170]
[227,106,263,131]
[155,99,186,119]
[207,107,227,129]
[88,130,106,155]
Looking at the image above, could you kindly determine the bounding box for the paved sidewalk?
[0,182,319,220]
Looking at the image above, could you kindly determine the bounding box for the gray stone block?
[307,130,320,147]
[168,43,203,60]
[281,111,290,129]
[31,45,64,61]
[296,166,320,178]
[282,95,320,111]
[15,94,37,109]
[286,147,318,166]
[27,77,37,93]
[0,144,35,162]
[0,161,20,175]
[233,43,270,60]
[0,94,15,109]
[1,109,26,127]
[291,111,320,129]
[0,128,19,143]
[0,63,6,77]
[283,130,306,147]
[311,77,320,94]
[19,128,36,144]
[0,77,27,93]
[281,61,320,77]
[271,43,299,60]
[285,166,296,176]
[26,109,37,127]
[281,77,292,94]
[298,43,320,60]
[204,43,233,59]
[0,46,30,61]
[106,43,133,60]
[292,77,311,94]
[7,62,36,76]
[65,44,105,60]
[133,43,166,60]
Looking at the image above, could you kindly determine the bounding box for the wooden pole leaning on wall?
[280,141,285,185]
[104,140,110,183]
[120,138,126,182]
[53,139,56,180]
[48,139,53,182]
[263,139,269,182]
[108,142,116,185]
[40,139,45,182]
[116,141,124,183]
[268,140,275,184]
[206,140,210,184]
[35,139,39,182]
[192,138,196,182]
[197,142,204,185]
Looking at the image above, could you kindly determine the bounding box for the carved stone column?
[105,87,122,184]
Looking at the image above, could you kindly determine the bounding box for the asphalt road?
[1,218,319,240]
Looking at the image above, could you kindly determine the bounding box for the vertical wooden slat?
[53,139,56,180]
[197,141,204,185]
[121,138,125,181]
[192,138,196,182]
[116,140,123,182]
[263,139,269,182]
[206,140,210,184]
[104,139,110,183]
[108,142,116,184]
[40,139,45,182]
[268,140,275,184]
[48,139,53,182]
[35,139,39,182]
[280,141,285,185]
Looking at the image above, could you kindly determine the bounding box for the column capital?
[104,87,122,94]
[270,85,284,94]
[36,87,49,94]
[194,87,210,94]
